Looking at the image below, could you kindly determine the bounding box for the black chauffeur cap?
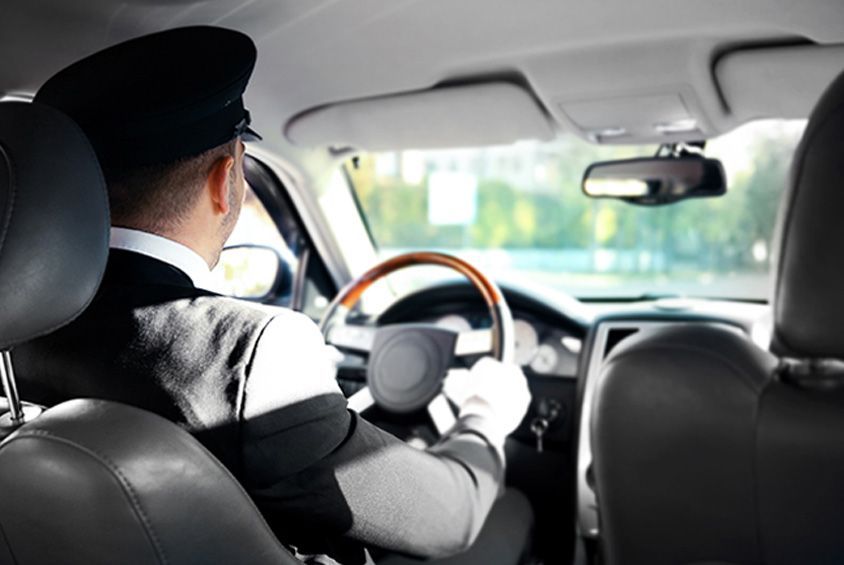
[35,26,261,173]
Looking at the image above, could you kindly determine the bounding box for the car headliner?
[3,1,844,169]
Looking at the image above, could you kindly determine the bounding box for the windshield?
[346,120,806,300]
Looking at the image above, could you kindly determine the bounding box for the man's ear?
[207,155,235,215]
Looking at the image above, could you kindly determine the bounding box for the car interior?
[2,1,844,564]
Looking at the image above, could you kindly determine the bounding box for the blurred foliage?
[347,122,803,279]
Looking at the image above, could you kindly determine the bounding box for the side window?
[227,186,295,261]
[209,155,336,318]
[209,185,295,303]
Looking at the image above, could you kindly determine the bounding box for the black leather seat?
[591,67,844,565]
[0,101,299,564]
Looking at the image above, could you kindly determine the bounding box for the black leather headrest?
[0,102,108,350]
[772,68,844,359]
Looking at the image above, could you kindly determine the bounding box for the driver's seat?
[0,101,299,564]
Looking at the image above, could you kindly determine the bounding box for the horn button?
[367,325,458,413]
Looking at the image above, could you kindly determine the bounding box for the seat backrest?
[0,399,299,565]
[0,101,298,564]
[591,67,844,565]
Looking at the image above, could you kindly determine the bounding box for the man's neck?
[113,222,216,268]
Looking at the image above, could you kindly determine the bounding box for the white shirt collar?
[109,227,213,290]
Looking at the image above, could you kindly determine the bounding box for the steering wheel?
[319,252,515,435]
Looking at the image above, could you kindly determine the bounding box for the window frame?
[243,154,337,315]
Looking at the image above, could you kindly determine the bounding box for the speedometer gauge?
[530,343,559,374]
[513,319,539,366]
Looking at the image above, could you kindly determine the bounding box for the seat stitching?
[2,430,169,564]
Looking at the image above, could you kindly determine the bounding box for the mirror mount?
[655,140,706,159]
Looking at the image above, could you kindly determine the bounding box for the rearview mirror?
[582,156,727,205]
[209,244,288,300]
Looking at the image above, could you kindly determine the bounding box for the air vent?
[603,327,639,358]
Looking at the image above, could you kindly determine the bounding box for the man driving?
[15,26,531,564]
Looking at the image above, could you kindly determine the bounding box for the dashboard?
[376,280,590,380]
[420,312,581,378]
[350,279,772,562]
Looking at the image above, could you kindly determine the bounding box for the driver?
[15,26,531,564]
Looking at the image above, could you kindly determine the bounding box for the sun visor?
[716,44,844,121]
[285,82,555,151]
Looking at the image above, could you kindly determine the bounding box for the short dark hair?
[105,139,238,232]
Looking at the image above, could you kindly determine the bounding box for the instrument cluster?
[433,312,581,378]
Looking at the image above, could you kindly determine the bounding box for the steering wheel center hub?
[367,325,457,413]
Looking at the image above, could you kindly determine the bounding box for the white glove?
[443,357,531,441]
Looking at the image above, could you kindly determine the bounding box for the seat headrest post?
[0,351,23,425]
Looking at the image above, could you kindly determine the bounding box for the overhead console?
[284,82,555,151]
[555,87,709,144]
[715,43,844,122]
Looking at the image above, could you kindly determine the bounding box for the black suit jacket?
[15,250,505,563]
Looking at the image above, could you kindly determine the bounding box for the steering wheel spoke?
[325,323,377,354]
[427,393,457,436]
[346,385,376,413]
[454,328,494,358]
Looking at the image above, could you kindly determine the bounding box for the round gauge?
[513,319,539,366]
[435,314,473,333]
[530,343,559,374]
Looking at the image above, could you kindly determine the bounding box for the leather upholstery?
[772,69,844,358]
[756,381,844,564]
[592,67,844,565]
[0,102,109,350]
[593,325,776,565]
[0,399,300,564]
[594,324,844,565]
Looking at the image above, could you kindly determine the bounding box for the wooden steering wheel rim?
[319,251,514,362]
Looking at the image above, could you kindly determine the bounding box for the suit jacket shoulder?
[14,250,275,475]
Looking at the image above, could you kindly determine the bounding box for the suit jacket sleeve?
[239,310,505,559]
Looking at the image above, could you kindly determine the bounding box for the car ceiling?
[3,0,844,159]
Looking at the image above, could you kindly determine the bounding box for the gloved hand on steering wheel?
[444,357,531,448]
[320,251,531,453]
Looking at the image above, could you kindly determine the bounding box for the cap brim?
[241,125,262,142]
